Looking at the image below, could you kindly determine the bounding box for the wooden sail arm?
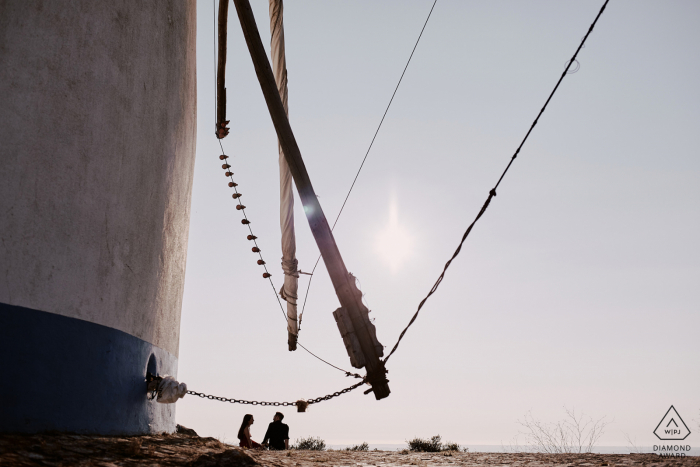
[232,0,390,400]
[216,0,230,139]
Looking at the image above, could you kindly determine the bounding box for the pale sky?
[177,0,700,448]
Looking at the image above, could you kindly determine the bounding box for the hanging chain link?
[187,380,366,407]
[187,391,294,406]
[305,380,366,405]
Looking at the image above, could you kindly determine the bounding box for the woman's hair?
[238,414,253,440]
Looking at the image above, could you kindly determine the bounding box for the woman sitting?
[238,414,262,449]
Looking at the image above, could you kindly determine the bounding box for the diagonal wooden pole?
[216,0,230,139]
[232,0,390,400]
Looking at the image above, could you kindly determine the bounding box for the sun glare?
[375,198,414,273]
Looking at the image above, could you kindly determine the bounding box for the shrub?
[292,436,326,451]
[407,435,443,452]
[406,435,465,453]
[443,442,461,452]
[345,442,369,451]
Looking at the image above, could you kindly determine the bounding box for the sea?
[326,444,700,456]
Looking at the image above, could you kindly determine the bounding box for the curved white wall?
[0,0,196,357]
[0,0,197,433]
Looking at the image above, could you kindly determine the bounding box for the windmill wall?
[0,0,197,434]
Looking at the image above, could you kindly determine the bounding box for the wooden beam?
[232,0,390,400]
[216,0,230,138]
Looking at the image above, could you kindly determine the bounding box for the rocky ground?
[1,429,697,467]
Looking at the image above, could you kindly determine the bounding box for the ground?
[0,430,697,466]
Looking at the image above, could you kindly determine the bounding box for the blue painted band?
[0,302,178,434]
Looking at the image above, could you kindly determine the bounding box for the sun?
[375,198,414,273]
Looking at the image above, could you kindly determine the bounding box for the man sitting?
[262,412,290,450]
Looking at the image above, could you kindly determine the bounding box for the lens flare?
[375,197,413,273]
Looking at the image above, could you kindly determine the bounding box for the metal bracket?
[333,306,364,368]
[146,372,163,400]
[332,274,384,370]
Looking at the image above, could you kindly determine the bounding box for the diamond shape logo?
[654,406,691,440]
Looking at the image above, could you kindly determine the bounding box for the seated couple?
[238,412,289,450]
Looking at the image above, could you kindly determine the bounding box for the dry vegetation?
[512,408,611,454]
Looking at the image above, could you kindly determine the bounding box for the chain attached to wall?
[187,379,366,412]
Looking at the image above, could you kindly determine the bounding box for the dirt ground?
[1,431,697,467]
[251,450,699,467]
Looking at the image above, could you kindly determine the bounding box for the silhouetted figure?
[238,414,262,449]
[262,412,290,450]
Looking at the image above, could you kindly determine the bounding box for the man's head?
[273,412,284,422]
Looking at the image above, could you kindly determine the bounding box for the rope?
[297,343,362,379]
[217,139,361,379]
[383,0,611,364]
[217,139,287,317]
[298,0,439,331]
[331,0,438,231]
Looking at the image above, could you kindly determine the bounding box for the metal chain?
[187,380,365,407]
[306,380,366,405]
[187,391,295,406]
